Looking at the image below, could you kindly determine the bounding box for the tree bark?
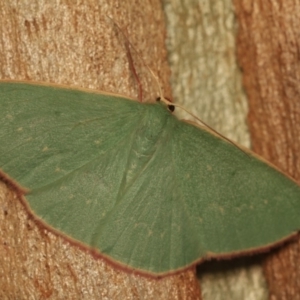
[234,0,300,299]
[0,1,200,299]
[163,0,268,299]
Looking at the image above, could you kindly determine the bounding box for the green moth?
[1,81,300,277]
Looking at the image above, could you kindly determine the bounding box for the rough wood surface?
[0,1,200,299]
[164,0,249,146]
[234,0,300,299]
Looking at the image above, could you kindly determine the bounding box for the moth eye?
[168,105,175,112]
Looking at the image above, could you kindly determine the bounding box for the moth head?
[156,97,175,113]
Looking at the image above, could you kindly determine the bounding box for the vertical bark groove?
[234,1,300,298]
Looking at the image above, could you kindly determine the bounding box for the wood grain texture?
[0,1,200,299]
[234,0,300,299]
[163,0,267,299]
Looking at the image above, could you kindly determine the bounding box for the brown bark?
[234,0,300,299]
[0,1,200,299]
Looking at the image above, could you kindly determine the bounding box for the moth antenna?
[106,15,166,103]
[124,40,143,102]
[157,97,242,149]
[146,67,165,101]
[107,16,236,148]
[106,16,145,102]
